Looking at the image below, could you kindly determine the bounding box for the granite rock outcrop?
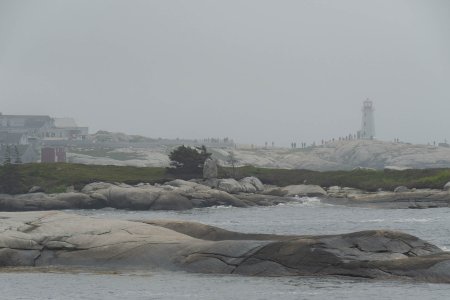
[0,178,291,211]
[1,211,449,283]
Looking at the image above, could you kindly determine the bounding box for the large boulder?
[81,182,116,194]
[1,211,449,283]
[326,186,366,199]
[239,177,264,192]
[82,182,196,210]
[143,219,294,241]
[444,182,450,191]
[238,180,257,193]
[203,158,218,179]
[28,186,44,193]
[0,192,103,211]
[214,177,264,194]
[165,180,247,207]
[107,187,160,210]
[164,179,199,189]
[265,184,327,197]
[323,189,450,209]
[55,192,105,208]
[203,190,247,207]
[394,186,409,193]
[0,179,299,211]
[151,192,193,210]
[202,178,220,189]
[217,179,243,194]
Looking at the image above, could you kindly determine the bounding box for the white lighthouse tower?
[359,99,375,140]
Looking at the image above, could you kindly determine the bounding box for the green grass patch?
[1,163,450,194]
[0,163,171,194]
[220,166,450,192]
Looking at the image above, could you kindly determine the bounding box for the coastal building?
[0,113,88,142]
[357,100,375,139]
[0,132,29,145]
[41,118,89,141]
[41,147,66,163]
[0,114,53,137]
[0,113,86,165]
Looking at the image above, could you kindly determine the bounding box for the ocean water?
[2,198,450,299]
[2,271,450,300]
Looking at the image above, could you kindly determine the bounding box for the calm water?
[2,198,450,299]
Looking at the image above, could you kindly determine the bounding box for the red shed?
[41,147,66,163]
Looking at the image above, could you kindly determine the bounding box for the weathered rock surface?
[239,176,264,192]
[162,179,247,207]
[68,139,450,170]
[216,179,243,194]
[0,192,103,211]
[324,189,450,209]
[4,178,450,211]
[264,184,327,197]
[394,186,409,193]
[444,182,450,191]
[203,158,218,179]
[234,193,295,206]
[325,187,365,200]
[28,186,45,194]
[1,211,449,283]
[141,219,297,241]
[202,177,265,194]
[81,182,116,194]
[0,178,286,211]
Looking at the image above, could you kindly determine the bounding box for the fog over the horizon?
[0,0,449,146]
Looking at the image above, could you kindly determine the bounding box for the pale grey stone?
[444,182,450,191]
[394,186,409,193]
[28,186,44,193]
[240,177,264,192]
[0,211,448,283]
[217,179,242,194]
[274,185,327,197]
[203,158,218,179]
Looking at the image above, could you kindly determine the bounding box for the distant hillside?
[213,140,450,170]
[66,139,450,171]
[87,131,157,143]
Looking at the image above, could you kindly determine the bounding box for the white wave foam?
[362,219,385,223]
[206,205,234,209]
[393,218,432,223]
[299,197,321,205]
[287,197,332,207]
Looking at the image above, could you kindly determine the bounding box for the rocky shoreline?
[67,139,450,171]
[0,211,449,283]
[0,177,294,211]
[1,177,450,211]
[324,186,450,209]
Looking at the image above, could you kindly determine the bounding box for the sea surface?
[2,198,450,300]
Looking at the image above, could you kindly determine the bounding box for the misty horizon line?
[2,108,449,147]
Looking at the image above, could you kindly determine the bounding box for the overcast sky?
[0,0,449,146]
